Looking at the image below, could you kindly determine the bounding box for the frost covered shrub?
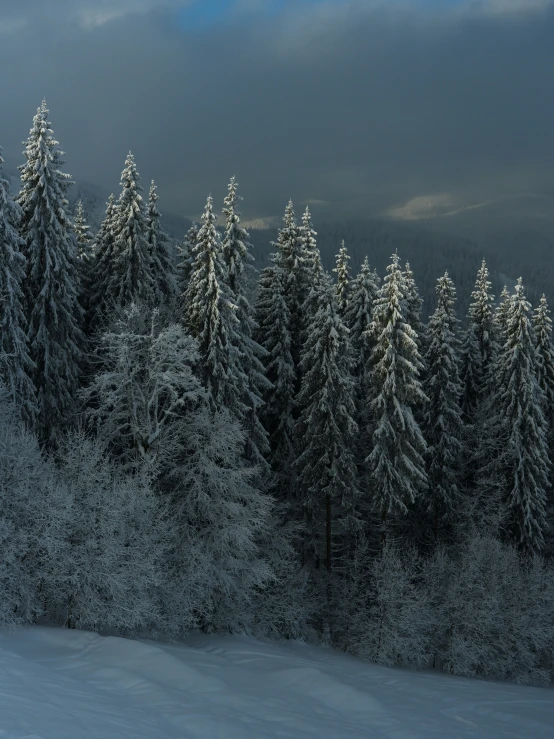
[424,535,554,685]
[350,544,433,669]
[0,390,67,626]
[49,431,165,633]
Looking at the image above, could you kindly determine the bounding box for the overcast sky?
[1,0,554,220]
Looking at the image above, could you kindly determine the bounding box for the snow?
[0,626,552,738]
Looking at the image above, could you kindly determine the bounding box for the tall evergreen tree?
[403,261,425,344]
[146,180,177,304]
[534,294,554,434]
[17,101,83,442]
[344,256,379,384]
[460,260,496,425]
[73,200,93,261]
[493,280,549,552]
[177,221,198,298]
[272,201,305,373]
[333,240,351,318]
[494,285,511,348]
[255,261,296,480]
[106,153,153,309]
[221,176,271,470]
[74,200,94,334]
[367,253,428,538]
[295,273,359,572]
[184,194,247,419]
[423,273,464,539]
[0,148,36,425]
[90,193,117,328]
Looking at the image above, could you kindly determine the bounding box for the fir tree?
[146,180,177,304]
[367,253,428,537]
[295,273,360,573]
[423,273,464,539]
[106,153,153,308]
[333,240,351,318]
[221,177,271,470]
[494,279,549,552]
[0,148,36,425]
[17,101,83,442]
[494,285,511,349]
[184,194,247,418]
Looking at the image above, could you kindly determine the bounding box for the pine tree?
[494,285,511,349]
[0,148,36,426]
[221,177,271,470]
[467,259,496,398]
[90,193,117,327]
[17,101,83,442]
[106,153,153,308]
[295,274,360,572]
[146,180,177,304]
[367,253,428,537]
[177,221,198,298]
[255,261,296,478]
[494,279,549,552]
[184,194,247,418]
[333,240,351,318]
[423,273,464,539]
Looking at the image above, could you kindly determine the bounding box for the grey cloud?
[1,0,554,221]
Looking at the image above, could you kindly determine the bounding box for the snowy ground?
[0,627,552,738]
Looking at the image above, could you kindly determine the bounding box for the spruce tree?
[177,221,198,298]
[344,256,379,384]
[272,201,305,373]
[534,295,554,434]
[106,153,153,309]
[465,259,496,406]
[333,240,351,318]
[220,177,271,470]
[255,261,296,480]
[74,200,94,335]
[403,261,425,344]
[494,285,511,349]
[184,194,247,418]
[295,273,359,572]
[74,200,93,261]
[17,101,83,442]
[298,206,322,331]
[90,193,117,328]
[367,253,428,537]
[0,148,36,426]
[146,180,177,304]
[494,280,549,552]
[423,273,464,539]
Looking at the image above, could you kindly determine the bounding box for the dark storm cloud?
[1,0,554,220]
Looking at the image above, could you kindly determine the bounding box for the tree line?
[1,101,554,685]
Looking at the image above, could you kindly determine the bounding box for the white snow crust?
[0,626,552,738]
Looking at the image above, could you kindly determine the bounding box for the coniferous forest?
[2,101,554,686]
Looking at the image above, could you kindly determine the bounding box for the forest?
[1,101,553,687]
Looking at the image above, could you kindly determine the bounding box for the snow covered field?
[0,627,553,738]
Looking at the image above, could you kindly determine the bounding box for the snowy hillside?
[0,627,553,739]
